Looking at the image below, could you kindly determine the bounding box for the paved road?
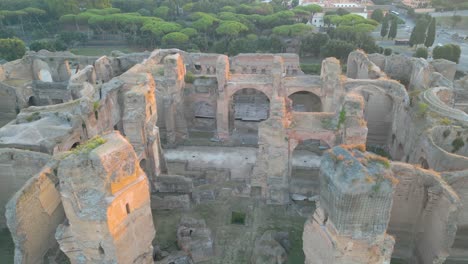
[430,10,468,17]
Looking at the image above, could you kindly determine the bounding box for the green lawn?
[69,45,145,56]
[436,16,468,30]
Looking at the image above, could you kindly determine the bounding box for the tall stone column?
[272,56,285,98]
[215,55,230,140]
[342,93,368,145]
[216,97,230,140]
[251,96,292,204]
[321,58,344,113]
[163,96,177,145]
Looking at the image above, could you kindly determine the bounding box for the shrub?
[452,137,465,153]
[185,71,195,83]
[384,48,392,55]
[0,38,26,61]
[57,31,87,46]
[26,112,41,122]
[29,39,68,52]
[67,136,107,156]
[337,109,346,129]
[300,63,321,75]
[413,47,428,59]
[418,102,428,116]
[440,118,451,126]
[433,44,461,63]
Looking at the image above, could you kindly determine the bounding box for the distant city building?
[310,12,325,27]
[301,0,369,24]
[402,0,431,8]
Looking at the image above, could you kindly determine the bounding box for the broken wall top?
[58,132,141,200]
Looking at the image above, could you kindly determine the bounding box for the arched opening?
[230,88,270,145]
[28,96,37,107]
[362,89,394,147]
[288,91,322,112]
[419,157,429,169]
[70,142,80,150]
[290,139,329,197]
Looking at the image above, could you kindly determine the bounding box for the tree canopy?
[0,38,26,61]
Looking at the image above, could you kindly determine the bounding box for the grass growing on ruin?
[440,117,452,126]
[64,136,107,157]
[367,145,392,159]
[417,102,429,117]
[25,112,41,122]
[185,71,195,83]
[93,101,100,111]
[367,154,391,169]
[337,109,346,129]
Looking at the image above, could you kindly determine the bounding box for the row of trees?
[0,0,383,61]
[409,14,436,48]
[413,44,461,64]
[380,13,398,40]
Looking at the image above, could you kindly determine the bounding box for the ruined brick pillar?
[163,96,177,145]
[303,146,396,264]
[56,132,155,264]
[215,55,230,140]
[321,58,344,113]
[272,56,285,98]
[163,54,188,145]
[342,93,368,145]
[251,96,292,204]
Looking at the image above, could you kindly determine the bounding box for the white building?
[310,13,325,28]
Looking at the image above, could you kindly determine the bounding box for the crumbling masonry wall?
[55,132,155,264]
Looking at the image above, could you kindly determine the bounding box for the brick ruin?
[0,49,467,263]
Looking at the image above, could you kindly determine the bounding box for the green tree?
[153,6,170,20]
[291,0,299,8]
[180,28,198,38]
[380,15,389,39]
[162,32,189,47]
[413,47,428,59]
[44,0,79,17]
[433,44,461,63]
[30,39,67,52]
[388,18,398,39]
[272,23,313,37]
[216,21,248,38]
[384,48,392,55]
[320,39,356,61]
[44,0,111,17]
[371,9,384,23]
[0,38,26,61]
[301,33,329,56]
[302,4,322,24]
[425,17,436,48]
[409,18,429,47]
